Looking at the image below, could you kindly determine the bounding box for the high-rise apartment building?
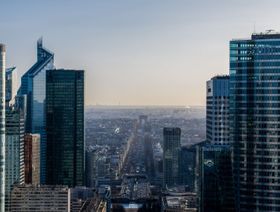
[5,107,25,212]
[163,127,181,188]
[19,38,54,184]
[46,69,84,187]
[230,32,280,211]
[11,185,70,212]
[206,75,230,144]
[0,44,6,212]
[198,144,235,212]
[24,134,40,185]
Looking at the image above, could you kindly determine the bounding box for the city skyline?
[2,0,280,106]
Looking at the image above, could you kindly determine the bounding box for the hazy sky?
[1,0,280,106]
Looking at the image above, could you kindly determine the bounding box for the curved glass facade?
[20,39,54,184]
[230,34,280,211]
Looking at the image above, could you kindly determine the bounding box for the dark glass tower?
[46,69,84,187]
[19,38,54,183]
[198,144,235,212]
[230,32,280,211]
[178,145,196,191]
[163,127,181,188]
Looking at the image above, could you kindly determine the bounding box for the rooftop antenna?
[253,22,256,34]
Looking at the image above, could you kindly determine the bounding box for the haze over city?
[1,0,280,106]
[4,1,280,212]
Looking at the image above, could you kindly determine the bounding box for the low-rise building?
[162,188,198,212]
[11,184,70,212]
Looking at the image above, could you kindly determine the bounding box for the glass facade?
[178,145,196,191]
[230,33,280,211]
[5,108,24,212]
[46,69,84,187]
[20,39,54,184]
[163,127,181,188]
[198,144,235,212]
[206,76,230,144]
[5,67,17,107]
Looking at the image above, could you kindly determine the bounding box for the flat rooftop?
[211,75,229,80]
[252,31,280,40]
[232,31,280,41]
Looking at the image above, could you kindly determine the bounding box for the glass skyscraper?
[230,32,280,211]
[6,67,17,107]
[206,75,230,144]
[163,127,181,188]
[198,144,235,212]
[46,69,84,187]
[179,145,196,191]
[19,38,54,184]
[5,107,25,212]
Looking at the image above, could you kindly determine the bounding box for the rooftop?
[0,44,5,52]
[232,30,280,41]
[162,191,197,211]
[252,30,280,40]
[211,75,229,80]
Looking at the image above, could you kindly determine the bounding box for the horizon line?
[85,104,206,108]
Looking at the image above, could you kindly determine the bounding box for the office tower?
[11,185,70,212]
[19,38,54,183]
[14,95,27,132]
[5,107,25,212]
[163,127,181,188]
[230,32,280,211]
[46,69,84,187]
[0,44,5,212]
[206,75,230,144]
[24,134,40,185]
[85,150,96,187]
[6,67,17,107]
[198,144,235,212]
[179,145,196,191]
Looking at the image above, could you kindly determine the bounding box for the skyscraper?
[19,38,54,183]
[0,44,6,212]
[163,127,181,188]
[5,107,25,212]
[85,149,97,188]
[6,67,17,107]
[24,134,40,185]
[198,75,234,211]
[179,145,196,191]
[198,144,235,212]
[230,32,280,211]
[206,75,230,144]
[46,69,84,187]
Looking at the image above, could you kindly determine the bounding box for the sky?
[1,0,280,106]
